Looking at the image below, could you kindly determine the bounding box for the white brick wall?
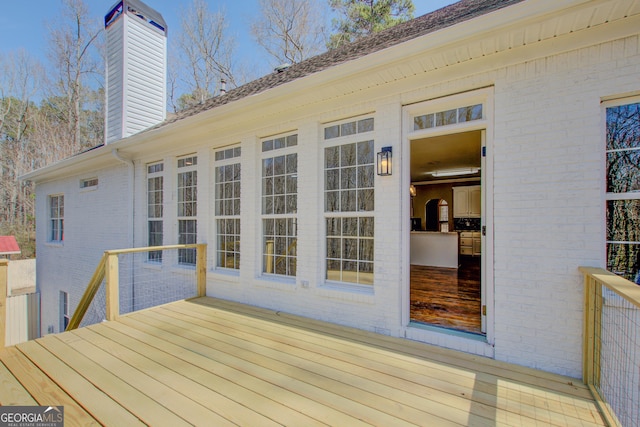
[492,35,639,375]
[36,163,131,334]
[34,28,639,379]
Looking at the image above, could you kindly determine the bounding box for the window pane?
[436,109,457,126]
[341,144,356,167]
[341,190,356,211]
[326,218,341,236]
[341,121,356,136]
[357,189,375,211]
[458,104,483,122]
[341,167,356,189]
[607,243,640,281]
[324,125,340,140]
[286,153,297,174]
[414,114,434,130]
[273,155,285,175]
[343,238,358,260]
[607,103,640,150]
[607,150,640,193]
[327,238,341,258]
[325,169,339,191]
[325,146,340,168]
[607,200,640,242]
[357,141,374,165]
[358,118,374,133]
[357,165,374,188]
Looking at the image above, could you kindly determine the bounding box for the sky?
[0,0,456,85]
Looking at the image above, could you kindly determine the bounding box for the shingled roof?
[158,0,524,129]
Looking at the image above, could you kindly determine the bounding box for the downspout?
[111,148,136,310]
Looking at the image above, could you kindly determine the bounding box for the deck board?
[172,299,602,427]
[0,297,606,426]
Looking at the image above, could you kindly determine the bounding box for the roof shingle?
[160,0,523,128]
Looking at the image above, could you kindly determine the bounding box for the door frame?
[401,87,495,346]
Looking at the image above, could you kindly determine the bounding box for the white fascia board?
[20,146,118,184]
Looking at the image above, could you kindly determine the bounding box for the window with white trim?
[605,99,640,282]
[177,155,197,265]
[147,162,163,262]
[214,146,241,270]
[49,194,64,242]
[261,133,297,276]
[60,291,69,331]
[324,117,375,285]
[80,177,98,189]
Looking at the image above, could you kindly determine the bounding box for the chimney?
[220,78,226,95]
[104,0,167,144]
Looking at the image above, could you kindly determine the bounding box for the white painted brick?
[33,21,640,380]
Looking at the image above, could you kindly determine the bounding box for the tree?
[47,0,103,152]
[328,0,415,49]
[174,0,237,110]
[251,0,329,66]
[0,50,42,230]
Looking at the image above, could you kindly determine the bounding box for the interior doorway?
[408,130,484,335]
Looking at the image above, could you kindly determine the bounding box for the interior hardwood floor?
[410,256,482,334]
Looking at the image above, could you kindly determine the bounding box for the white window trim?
[213,145,241,273]
[147,161,164,263]
[602,95,640,277]
[177,155,198,267]
[322,115,375,289]
[48,194,64,244]
[260,133,298,280]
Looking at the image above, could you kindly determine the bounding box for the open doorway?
[409,130,484,335]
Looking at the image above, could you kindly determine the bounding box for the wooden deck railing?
[580,266,640,427]
[67,244,207,331]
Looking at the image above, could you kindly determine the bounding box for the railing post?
[0,259,8,349]
[583,274,596,385]
[196,244,207,297]
[105,252,120,321]
[265,240,274,274]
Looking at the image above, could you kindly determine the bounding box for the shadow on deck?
[0,297,605,426]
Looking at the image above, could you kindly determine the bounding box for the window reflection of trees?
[324,138,375,285]
[606,102,640,280]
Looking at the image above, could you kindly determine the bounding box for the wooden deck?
[1,297,605,426]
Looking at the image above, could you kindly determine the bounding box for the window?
[413,104,483,130]
[605,100,640,282]
[177,156,197,265]
[60,291,69,332]
[324,117,375,285]
[214,146,241,270]
[147,162,163,261]
[49,195,64,242]
[80,177,98,189]
[262,134,297,276]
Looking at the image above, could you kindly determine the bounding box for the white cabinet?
[460,231,481,256]
[453,185,481,218]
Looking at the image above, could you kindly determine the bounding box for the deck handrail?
[580,266,640,427]
[66,244,207,331]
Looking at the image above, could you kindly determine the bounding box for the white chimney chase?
[104,0,167,144]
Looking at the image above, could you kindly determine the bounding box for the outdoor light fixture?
[377,146,392,176]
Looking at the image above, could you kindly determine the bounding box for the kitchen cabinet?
[460,231,481,256]
[453,185,481,218]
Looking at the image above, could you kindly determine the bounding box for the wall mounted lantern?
[377,146,392,176]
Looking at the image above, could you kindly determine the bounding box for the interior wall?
[412,181,479,231]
